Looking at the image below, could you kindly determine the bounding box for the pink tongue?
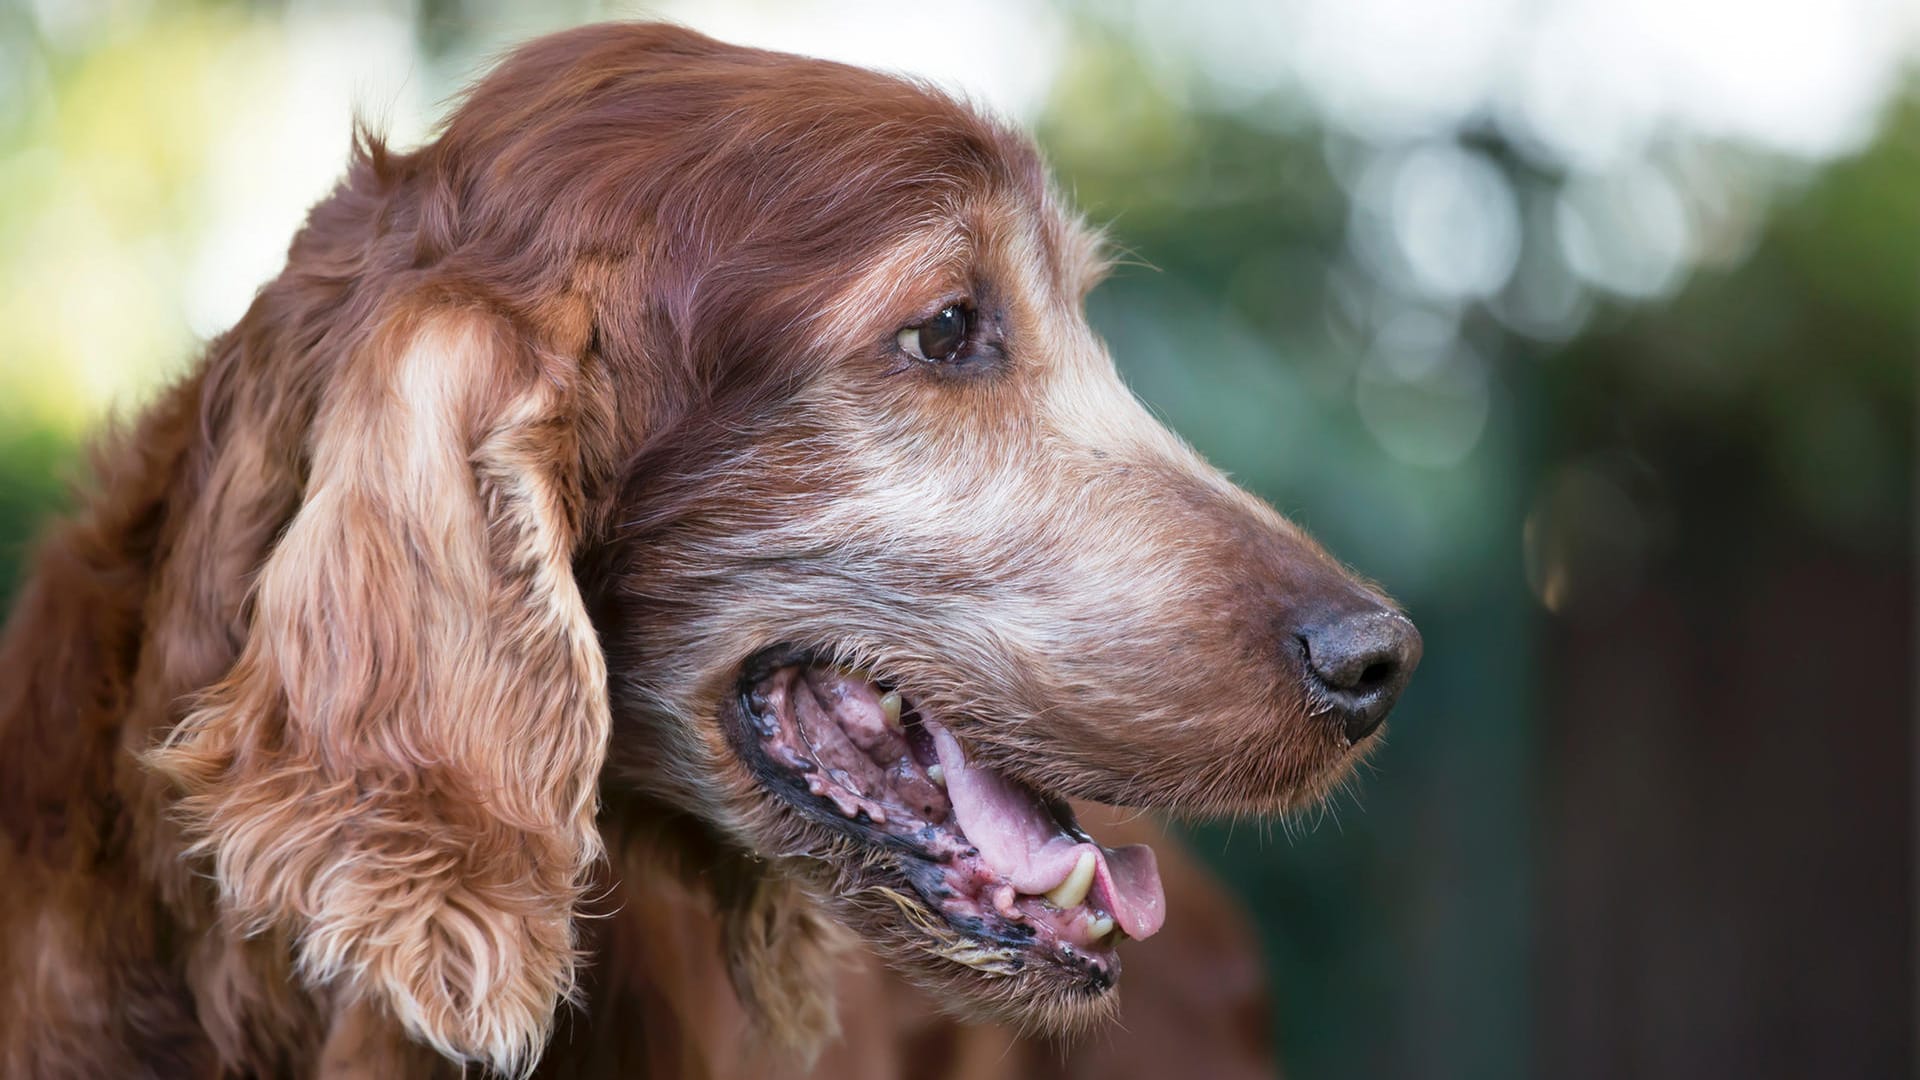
[929,723,1165,940]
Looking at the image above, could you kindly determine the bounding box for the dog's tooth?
[925,763,945,787]
[879,690,902,728]
[1086,914,1116,943]
[1045,849,1097,909]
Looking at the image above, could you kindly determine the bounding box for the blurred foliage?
[1033,18,1914,1077]
[0,426,72,610]
[1546,94,1917,560]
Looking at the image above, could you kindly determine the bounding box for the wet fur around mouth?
[720,645,1137,1014]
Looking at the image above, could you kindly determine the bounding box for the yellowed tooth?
[1086,914,1116,943]
[926,763,945,787]
[1045,849,1097,909]
[878,690,903,728]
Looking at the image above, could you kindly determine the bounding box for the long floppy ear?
[149,309,609,1074]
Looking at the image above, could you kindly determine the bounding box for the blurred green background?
[1,2,1913,1076]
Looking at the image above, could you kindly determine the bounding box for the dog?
[0,22,1418,1078]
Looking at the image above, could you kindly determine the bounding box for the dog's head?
[148,23,1418,1072]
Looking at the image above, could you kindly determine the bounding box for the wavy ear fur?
[149,309,609,1074]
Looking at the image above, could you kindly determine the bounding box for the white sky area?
[3,0,1916,427]
[1194,0,1919,165]
[178,0,1918,338]
[182,0,1074,341]
[183,0,1920,338]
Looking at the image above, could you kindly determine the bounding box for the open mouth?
[731,648,1166,989]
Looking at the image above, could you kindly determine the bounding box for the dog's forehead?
[446,27,1112,397]
[441,25,1104,295]
[732,68,1085,293]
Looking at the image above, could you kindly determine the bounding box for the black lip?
[735,641,816,688]
[724,645,925,857]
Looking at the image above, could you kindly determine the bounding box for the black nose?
[1299,609,1422,744]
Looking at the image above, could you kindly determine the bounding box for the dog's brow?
[812,224,975,344]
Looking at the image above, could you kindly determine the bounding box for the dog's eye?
[897,304,973,363]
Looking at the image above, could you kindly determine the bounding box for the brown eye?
[896,304,973,363]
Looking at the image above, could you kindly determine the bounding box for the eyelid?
[907,295,972,326]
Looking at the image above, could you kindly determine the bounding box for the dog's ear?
[149,309,609,1075]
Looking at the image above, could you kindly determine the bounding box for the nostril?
[1297,609,1422,743]
[1355,659,1394,692]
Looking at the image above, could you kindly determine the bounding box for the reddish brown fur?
[0,22,1392,1077]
